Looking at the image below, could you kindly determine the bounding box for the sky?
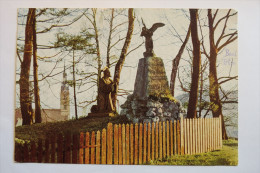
[15,8,238,119]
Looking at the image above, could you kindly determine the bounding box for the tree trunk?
[112,8,134,109]
[187,9,201,119]
[72,50,78,119]
[208,9,228,139]
[92,9,102,106]
[32,8,42,123]
[20,8,35,125]
[170,24,191,97]
[106,8,114,68]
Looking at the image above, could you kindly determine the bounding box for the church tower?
[60,63,70,120]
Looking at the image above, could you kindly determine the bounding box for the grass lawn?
[148,139,238,166]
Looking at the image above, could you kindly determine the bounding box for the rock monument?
[120,21,181,123]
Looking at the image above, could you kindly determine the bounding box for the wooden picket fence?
[15,117,222,164]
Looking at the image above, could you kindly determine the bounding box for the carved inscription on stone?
[147,57,170,96]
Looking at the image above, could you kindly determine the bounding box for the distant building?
[15,66,70,126]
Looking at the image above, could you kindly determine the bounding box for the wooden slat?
[118,124,122,164]
[205,119,208,152]
[159,121,162,159]
[114,124,118,164]
[187,119,190,155]
[177,120,181,155]
[134,123,138,165]
[85,132,90,164]
[155,122,159,159]
[210,118,212,151]
[91,131,95,164]
[126,124,130,165]
[72,134,78,164]
[79,133,84,164]
[174,120,177,155]
[170,121,174,156]
[122,124,126,164]
[38,139,43,163]
[202,118,205,153]
[44,138,50,163]
[30,141,36,162]
[65,133,71,163]
[166,121,170,157]
[170,121,173,156]
[197,119,200,154]
[151,122,155,160]
[216,118,219,149]
[139,123,143,165]
[220,116,223,148]
[143,123,147,163]
[130,124,134,164]
[192,119,196,154]
[180,117,184,155]
[195,119,198,154]
[96,131,101,164]
[147,123,151,162]
[162,121,166,158]
[101,129,106,164]
[50,135,56,163]
[24,143,29,162]
[208,118,210,152]
[212,118,215,150]
[57,134,63,163]
[184,119,187,155]
[107,123,113,164]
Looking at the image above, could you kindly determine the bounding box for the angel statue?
[140,19,165,57]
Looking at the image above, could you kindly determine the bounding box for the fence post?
[155,122,159,159]
[72,134,79,164]
[50,135,56,163]
[147,122,151,162]
[24,143,29,162]
[101,129,106,164]
[38,138,43,163]
[65,133,71,163]
[151,122,155,160]
[130,124,134,164]
[162,121,166,158]
[174,120,177,155]
[170,121,173,156]
[85,132,90,164]
[159,122,162,159]
[118,124,122,164]
[122,124,126,164]
[139,123,143,165]
[45,138,50,163]
[134,123,138,165]
[126,124,130,165]
[114,124,118,164]
[79,132,84,164]
[91,131,95,164]
[177,120,181,155]
[57,134,63,163]
[180,117,184,155]
[166,121,170,157]
[31,141,36,162]
[107,123,113,164]
[96,131,101,164]
[143,123,147,163]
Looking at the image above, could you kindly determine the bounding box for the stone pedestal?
[120,56,181,123]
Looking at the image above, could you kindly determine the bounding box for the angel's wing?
[149,23,165,33]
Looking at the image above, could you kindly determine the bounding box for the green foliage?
[148,139,238,165]
[53,30,95,53]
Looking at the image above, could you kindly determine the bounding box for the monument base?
[88,112,115,117]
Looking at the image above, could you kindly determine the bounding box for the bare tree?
[170,24,191,96]
[206,9,237,139]
[20,8,35,125]
[112,8,135,109]
[187,9,202,119]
